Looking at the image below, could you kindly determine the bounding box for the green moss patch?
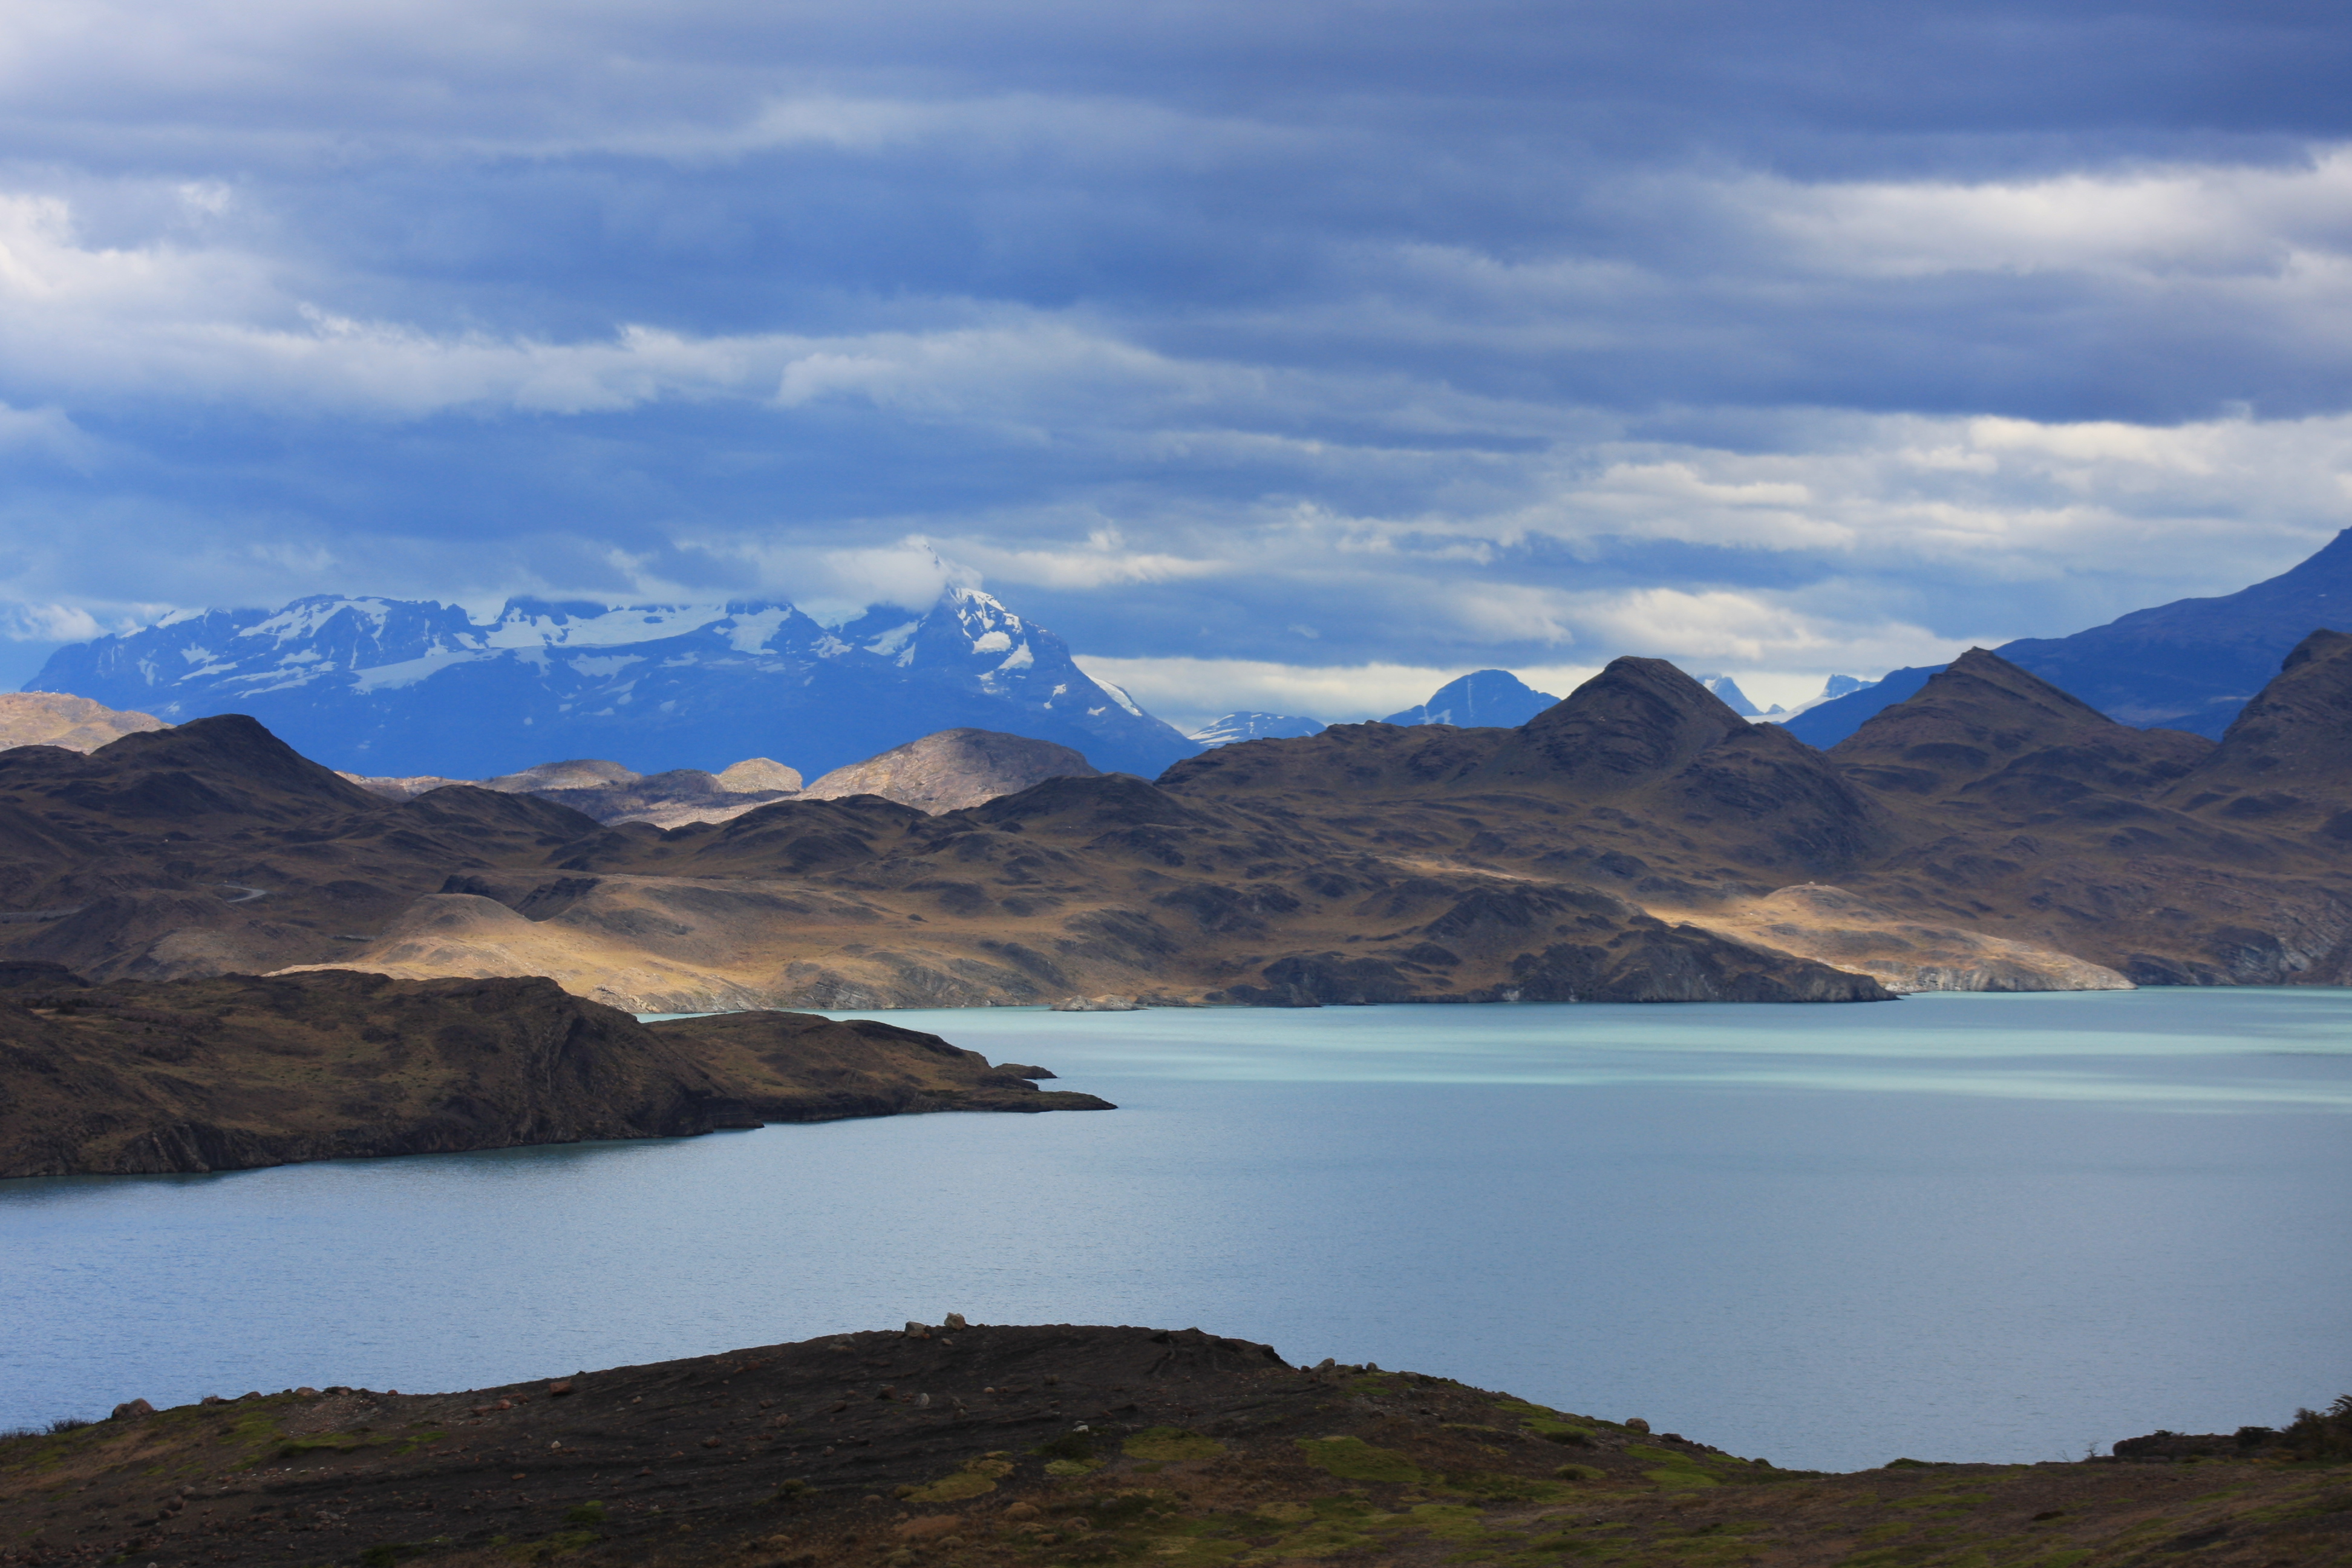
[907,1456,1013,1503]
[1439,1469,1579,1503]
[1644,1466,1720,1489]
[1400,1502,1487,1540]
[1261,1517,1382,1560]
[1493,1399,1601,1446]
[1293,1436,1423,1485]
[1125,1426,1226,1463]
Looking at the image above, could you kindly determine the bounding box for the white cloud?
[1747,149,2352,281]
[1073,655,1527,730]
[1568,587,1956,673]
[0,601,104,641]
[951,527,1227,590]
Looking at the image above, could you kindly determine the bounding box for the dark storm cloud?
[0,0,2348,711]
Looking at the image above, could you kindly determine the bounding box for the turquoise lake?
[4,990,2348,1473]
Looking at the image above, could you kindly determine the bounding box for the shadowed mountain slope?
[2170,629,2352,815]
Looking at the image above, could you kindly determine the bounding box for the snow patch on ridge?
[351,647,491,693]
[864,621,920,657]
[239,598,398,645]
[724,607,792,652]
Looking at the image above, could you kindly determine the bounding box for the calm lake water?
[4,990,2349,1473]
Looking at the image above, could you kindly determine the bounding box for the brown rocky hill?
[1809,646,2352,984]
[0,699,1890,1008]
[0,968,1108,1178]
[340,726,1097,828]
[342,756,805,829]
[6,1322,2344,1568]
[8,639,2352,1005]
[0,692,166,753]
[799,728,1100,813]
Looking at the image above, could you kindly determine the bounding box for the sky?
[1,0,2349,728]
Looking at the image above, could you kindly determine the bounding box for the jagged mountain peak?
[28,587,1198,782]
[1692,673,1762,716]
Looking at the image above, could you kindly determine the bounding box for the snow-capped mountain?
[1188,711,1326,746]
[28,589,1201,780]
[1383,670,1560,728]
[1758,672,1879,730]
[1692,673,1765,716]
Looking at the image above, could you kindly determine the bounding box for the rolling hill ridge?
[7,632,2352,1008]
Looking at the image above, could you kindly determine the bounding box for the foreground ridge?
[3,1323,2344,1567]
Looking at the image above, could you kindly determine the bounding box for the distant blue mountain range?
[26,590,1200,780]
[42,531,2337,779]
[1786,529,2352,746]
[1780,667,1942,748]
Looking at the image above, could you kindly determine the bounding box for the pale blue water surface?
[4,990,2349,1472]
